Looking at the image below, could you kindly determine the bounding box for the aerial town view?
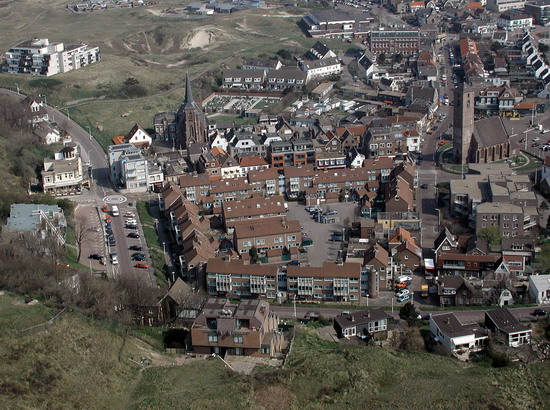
[1,0,550,407]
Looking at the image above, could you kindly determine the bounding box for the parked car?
[532,309,548,317]
[305,206,319,213]
[532,137,540,142]
[420,183,428,189]
[287,260,301,267]
[395,282,408,288]
[110,252,118,265]
[396,275,413,283]
[101,205,109,212]
[125,224,138,230]
[330,232,343,242]
[396,289,410,298]
[127,232,140,239]
[88,226,101,232]
[397,294,411,303]
[438,140,446,146]
[108,237,116,246]
[129,245,144,251]
[125,212,136,218]
[133,255,146,261]
[89,253,103,260]
[325,210,338,216]
[532,142,540,147]
[132,252,146,258]
[134,262,149,269]
[542,129,550,134]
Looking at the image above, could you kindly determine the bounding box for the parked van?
[111,205,119,216]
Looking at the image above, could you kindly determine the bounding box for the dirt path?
[15,9,49,32]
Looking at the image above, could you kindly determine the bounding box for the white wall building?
[486,0,526,12]
[5,38,100,76]
[529,274,550,304]
[299,57,342,82]
[429,313,488,355]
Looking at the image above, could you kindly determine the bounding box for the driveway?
[286,201,359,267]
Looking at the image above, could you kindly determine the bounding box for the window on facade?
[233,335,243,344]
[208,334,218,343]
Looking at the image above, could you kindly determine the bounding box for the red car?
[134,263,149,269]
[102,205,109,212]
[438,140,446,146]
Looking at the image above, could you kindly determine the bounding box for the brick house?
[222,195,287,233]
[233,219,301,255]
[191,298,284,357]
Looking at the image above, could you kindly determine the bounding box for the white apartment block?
[486,0,526,12]
[5,38,100,76]
[299,57,342,82]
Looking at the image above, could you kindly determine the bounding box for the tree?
[249,246,258,263]
[477,226,502,245]
[393,53,403,63]
[276,49,292,61]
[399,302,418,326]
[377,52,386,65]
[74,214,89,262]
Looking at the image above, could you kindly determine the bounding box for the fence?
[19,307,67,336]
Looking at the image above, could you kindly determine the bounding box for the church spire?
[183,72,194,109]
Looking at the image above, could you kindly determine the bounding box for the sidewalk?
[148,200,177,284]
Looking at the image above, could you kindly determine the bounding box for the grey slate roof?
[473,117,509,148]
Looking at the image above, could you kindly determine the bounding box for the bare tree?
[74,213,89,262]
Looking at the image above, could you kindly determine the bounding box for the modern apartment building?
[525,0,550,25]
[108,143,149,193]
[287,262,362,302]
[486,0,525,12]
[191,298,283,357]
[206,258,279,299]
[268,139,316,168]
[5,38,100,76]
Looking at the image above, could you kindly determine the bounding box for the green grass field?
[0,0,339,141]
[1,293,549,409]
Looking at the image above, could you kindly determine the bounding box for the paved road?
[272,304,544,323]
[415,40,455,251]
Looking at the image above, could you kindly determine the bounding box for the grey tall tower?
[452,84,475,164]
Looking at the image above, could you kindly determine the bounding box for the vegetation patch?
[28,78,63,89]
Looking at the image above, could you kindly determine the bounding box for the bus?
[111,205,119,217]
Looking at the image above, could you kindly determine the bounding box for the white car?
[396,289,410,298]
[533,137,540,142]
[396,275,413,283]
[126,219,137,225]
[541,129,550,134]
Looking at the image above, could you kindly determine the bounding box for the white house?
[299,57,342,82]
[34,123,61,145]
[528,274,550,304]
[485,308,532,347]
[496,11,533,31]
[126,124,152,146]
[210,131,229,152]
[430,313,488,355]
[347,147,365,168]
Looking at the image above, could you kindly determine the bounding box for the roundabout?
[102,195,127,204]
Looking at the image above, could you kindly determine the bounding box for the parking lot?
[286,201,359,267]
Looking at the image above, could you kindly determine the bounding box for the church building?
[175,73,208,150]
[453,84,511,164]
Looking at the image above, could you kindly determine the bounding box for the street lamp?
[14,83,20,95]
[86,125,92,140]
